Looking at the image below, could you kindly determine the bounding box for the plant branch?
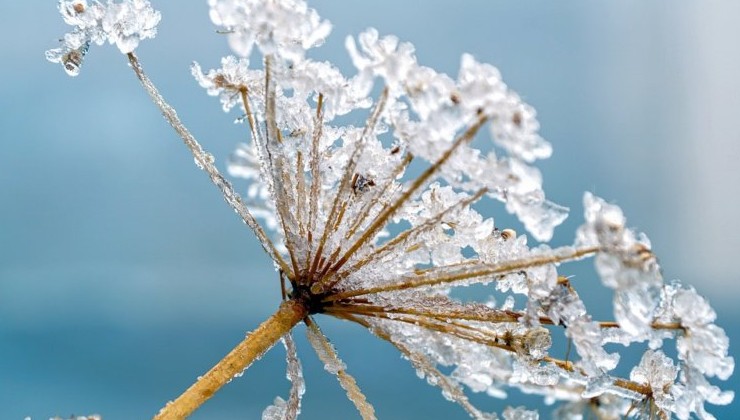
[324,246,599,302]
[305,317,377,420]
[153,299,308,420]
[126,52,293,278]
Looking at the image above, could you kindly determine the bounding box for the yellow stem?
[153,300,308,420]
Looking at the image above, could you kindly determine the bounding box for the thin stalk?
[304,93,325,281]
[126,52,292,278]
[599,321,684,331]
[342,152,414,242]
[262,55,302,277]
[304,317,377,420]
[340,311,653,399]
[339,312,489,420]
[308,87,389,282]
[153,299,308,420]
[324,245,600,302]
[326,301,527,325]
[295,151,307,238]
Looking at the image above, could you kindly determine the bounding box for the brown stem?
[324,246,599,302]
[153,300,308,420]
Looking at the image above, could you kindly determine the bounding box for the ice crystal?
[502,406,538,420]
[577,192,663,338]
[47,0,734,419]
[630,350,677,414]
[673,287,734,379]
[46,0,160,75]
[208,0,331,61]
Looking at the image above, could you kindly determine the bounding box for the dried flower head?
[46,0,733,419]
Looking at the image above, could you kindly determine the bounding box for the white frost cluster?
[46,0,160,75]
[629,350,678,413]
[576,192,663,337]
[208,0,331,61]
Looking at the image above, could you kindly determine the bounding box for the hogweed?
[46,1,734,419]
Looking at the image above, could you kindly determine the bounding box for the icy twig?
[342,152,414,241]
[126,52,293,278]
[308,87,389,282]
[282,334,304,419]
[304,93,325,278]
[305,317,377,420]
[341,313,494,419]
[262,55,302,275]
[325,245,600,301]
[337,308,653,401]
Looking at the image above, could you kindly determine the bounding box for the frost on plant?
[46,0,734,419]
[46,0,160,75]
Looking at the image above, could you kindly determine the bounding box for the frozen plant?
[46,0,734,419]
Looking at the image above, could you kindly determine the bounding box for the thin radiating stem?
[308,87,389,282]
[342,152,414,242]
[304,93,325,280]
[324,245,600,302]
[262,55,302,276]
[337,311,653,399]
[327,300,526,325]
[282,333,304,420]
[295,151,307,238]
[327,305,516,352]
[340,312,492,419]
[126,52,292,278]
[304,317,377,420]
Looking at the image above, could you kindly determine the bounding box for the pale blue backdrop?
[1,1,738,419]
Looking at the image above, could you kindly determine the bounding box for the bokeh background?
[1,1,738,418]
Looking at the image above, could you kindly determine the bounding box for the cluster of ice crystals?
[287,59,372,120]
[192,56,264,112]
[629,350,677,414]
[457,55,551,164]
[542,286,618,376]
[660,283,735,381]
[261,397,289,420]
[208,0,331,61]
[551,393,630,419]
[502,406,538,420]
[46,0,160,75]
[671,366,734,420]
[346,28,417,96]
[391,54,566,241]
[576,192,663,338]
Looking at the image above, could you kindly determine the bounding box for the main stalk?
[153,299,308,419]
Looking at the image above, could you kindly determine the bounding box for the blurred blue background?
[1,1,738,418]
